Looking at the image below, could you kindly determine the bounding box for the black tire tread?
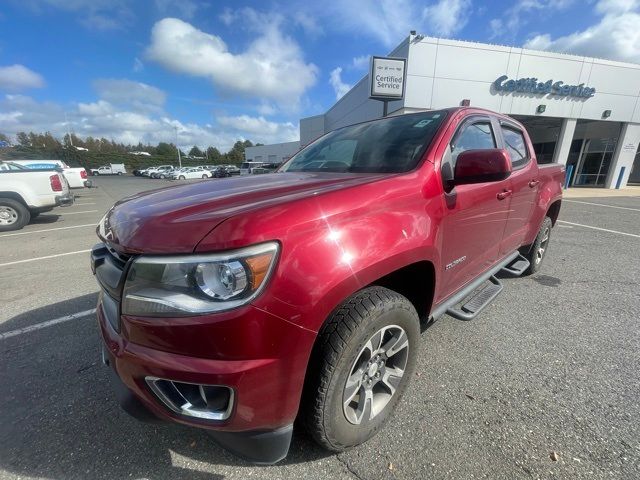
[522,216,553,275]
[304,286,418,451]
[0,197,30,232]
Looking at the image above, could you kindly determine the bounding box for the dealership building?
[291,34,640,189]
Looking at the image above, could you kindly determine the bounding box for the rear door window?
[501,126,529,168]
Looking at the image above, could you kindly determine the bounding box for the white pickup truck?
[10,159,91,189]
[0,161,74,231]
[90,164,126,175]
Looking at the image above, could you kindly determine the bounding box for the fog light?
[146,377,234,421]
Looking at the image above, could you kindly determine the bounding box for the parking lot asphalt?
[1,176,639,480]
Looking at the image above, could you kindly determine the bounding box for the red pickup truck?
[92,107,564,463]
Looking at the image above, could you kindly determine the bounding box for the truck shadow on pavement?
[0,294,330,480]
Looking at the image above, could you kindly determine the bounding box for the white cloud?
[0,65,45,92]
[217,115,298,142]
[524,0,640,62]
[490,0,576,38]
[92,79,166,110]
[352,55,370,70]
[145,17,317,109]
[0,94,299,152]
[423,0,472,37]
[293,11,324,35]
[329,67,352,100]
[133,57,144,72]
[303,0,471,48]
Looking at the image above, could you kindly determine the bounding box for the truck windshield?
[280,111,446,174]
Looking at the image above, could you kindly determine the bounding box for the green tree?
[206,146,223,164]
[189,145,204,157]
[16,132,30,147]
[156,142,175,156]
[225,139,253,164]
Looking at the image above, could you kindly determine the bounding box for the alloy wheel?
[343,325,409,425]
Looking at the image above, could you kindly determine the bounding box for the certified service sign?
[370,56,406,99]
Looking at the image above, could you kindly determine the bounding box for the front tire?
[522,216,553,275]
[0,198,31,232]
[202,174,208,179]
[303,286,419,452]
[179,175,186,180]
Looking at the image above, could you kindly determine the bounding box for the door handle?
[528,180,540,188]
[497,189,512,200]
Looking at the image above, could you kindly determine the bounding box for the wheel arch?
[368,260,436,323]
[0,192,28,207]
[546,199,561,226]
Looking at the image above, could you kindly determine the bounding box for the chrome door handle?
[497,189,512,200]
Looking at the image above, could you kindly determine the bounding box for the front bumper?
[92,238,316,464]
[55,192,74,207]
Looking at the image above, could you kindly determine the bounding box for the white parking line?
[58,210,99,215]
[0,223,96,238]
[557,220,640,238]
[564,199,640,212]
[0,309,96,340]
[73,202,96,206]
[0,249,91,267]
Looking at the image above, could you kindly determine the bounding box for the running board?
[446,276,503,321]
[430,251,520,322]
[500,253,530,277]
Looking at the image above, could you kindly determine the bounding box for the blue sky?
[1,0,639,151]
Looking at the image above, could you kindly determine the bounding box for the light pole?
[174,126,182,168]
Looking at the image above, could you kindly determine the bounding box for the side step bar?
[446,276,503,321]
[430,251,520,322]
[500,253,530,276]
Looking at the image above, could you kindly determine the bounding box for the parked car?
[224,165,241,175]
[211,166,231,178]
[91,108,564,464]
[148,165,175,178]
[0,161,73,231]
[90,164,126,176]
[239,161,266,175]
[10,159,90,188]
[133,168,148,176]
[173,167,211,179]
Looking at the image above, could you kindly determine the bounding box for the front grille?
[106,244,131,269]
[92,243,134,332]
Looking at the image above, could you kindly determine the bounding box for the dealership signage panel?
[370,56,406,99]
[493,75,596,98]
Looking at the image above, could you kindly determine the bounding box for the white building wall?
[245,141,300,164]
[403,36,640,123]
[300,115,325,147]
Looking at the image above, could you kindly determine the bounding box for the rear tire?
[303,286,419,452]
[0,198,31,232]
[117,172,123,176]
[202,174,208,179]
[179,175,186,180]
[522,216,553,275]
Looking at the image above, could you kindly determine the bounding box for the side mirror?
[453,149,512,186]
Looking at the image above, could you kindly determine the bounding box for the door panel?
[499,124,537,255]
[437,116,511,303]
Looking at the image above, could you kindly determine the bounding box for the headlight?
[122,242,279,317]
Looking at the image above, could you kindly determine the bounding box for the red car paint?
[93,107,564,457]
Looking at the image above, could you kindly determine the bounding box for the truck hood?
[100,172,384,254]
